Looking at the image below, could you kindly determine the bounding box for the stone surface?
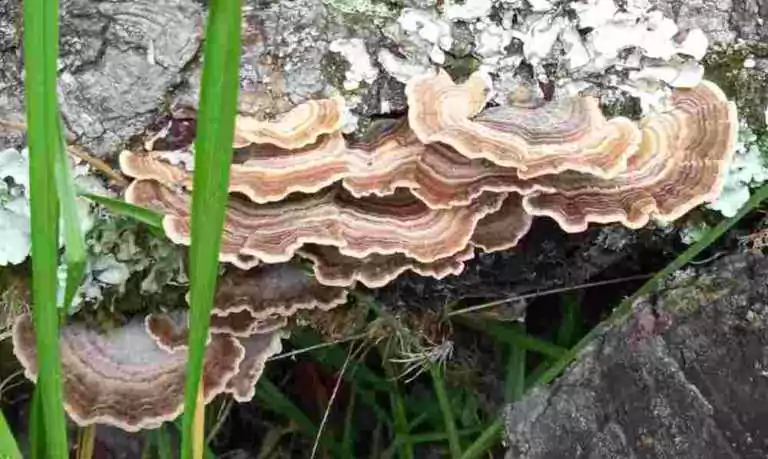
[504,253,768,459]
[172,0,398,121]
[57,0,203,158]
[0,0,25,151]
[651,0,768,44]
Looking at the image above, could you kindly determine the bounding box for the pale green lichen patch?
[0,148,31,267]
[708,127,768,218]
[66,213,188,314]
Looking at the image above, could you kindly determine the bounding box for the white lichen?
[679,222,710,245]
[0,148,31,266]
[377,48,430,84]
[157,149,195,172]
[708,127,768,218]
[444,0,493,21]
[329,38,380,90]
[382,8,453,76]
[377,0,711,115]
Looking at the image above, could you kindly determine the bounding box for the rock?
[57,0,203,158]
[0,0,25,151]
[504,253,768,458]
[173,0,398,122]
[651,0,768,44]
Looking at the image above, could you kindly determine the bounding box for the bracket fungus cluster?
[11,263,346,429]
[13,69,737,431]
[121,69,736,282]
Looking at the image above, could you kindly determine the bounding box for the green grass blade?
[55,119,86,315]
[28,388,45,459]
[342,386,357,457]
[290,330,394,427]
[291,329,391,391]
[0,409,21,459]
[155,425,174,459]
[429,365,462,458]
[531,183,768,388]
[459,419,503,459]
[179,0,243,456]
[555,293,583,348]
[455,317,567,359]
[504,328,526,403]
[253,377,317,436]
[253,378,344,456]
[23,0,68,452]
[81,193,164,229]
[381,342,414,459]
[394,428,483,446]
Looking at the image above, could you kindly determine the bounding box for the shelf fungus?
[405,70,643,179]
[121,72,736,290]
[12,314,247,431]
[20,67,736,433]
[522,80,737,232]
[120,119,544,209]
[233,96,345,149]
[124,179,506,265]
[13,311,284,430]
[211,263,348,320]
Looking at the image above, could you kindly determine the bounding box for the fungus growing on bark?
[12,314,244,432]
[119,71,736,291]
[298,244,477,288]
[144,310,191,352]
[405,70,642,179]
[121,120,541,209]
[233,97,345,149]
[522,80,737,231]
[212,263,348,319]
[224,331,284,402]
[124,180,505,264]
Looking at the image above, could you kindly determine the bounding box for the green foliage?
[22,0,69,452]
[82,193,164,230]
[179,0,243,455]
[0,409,21,459]
[55,119,87,315]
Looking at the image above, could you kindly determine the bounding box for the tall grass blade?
[75,425,95,459]
[555,293,583,348]
[394,428,483,446]
[55,118,86,315]
[155,425,174,459]
[253,378,318,437]
[23,0,69,452]
[253,378,345,456]
[342,387,357,457]
[193,381,205,459]
[456,317,567,358]
[28,388,45,459]
[0,409,21,458]
[81,193,164,229]
[504,330,526,403]
[179,0,243,456]
[429,365,461,458]
[459,419,503,459]
[381,341,414,459]
[532,183,768,388]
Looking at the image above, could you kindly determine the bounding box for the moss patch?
[704,42,768,129]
